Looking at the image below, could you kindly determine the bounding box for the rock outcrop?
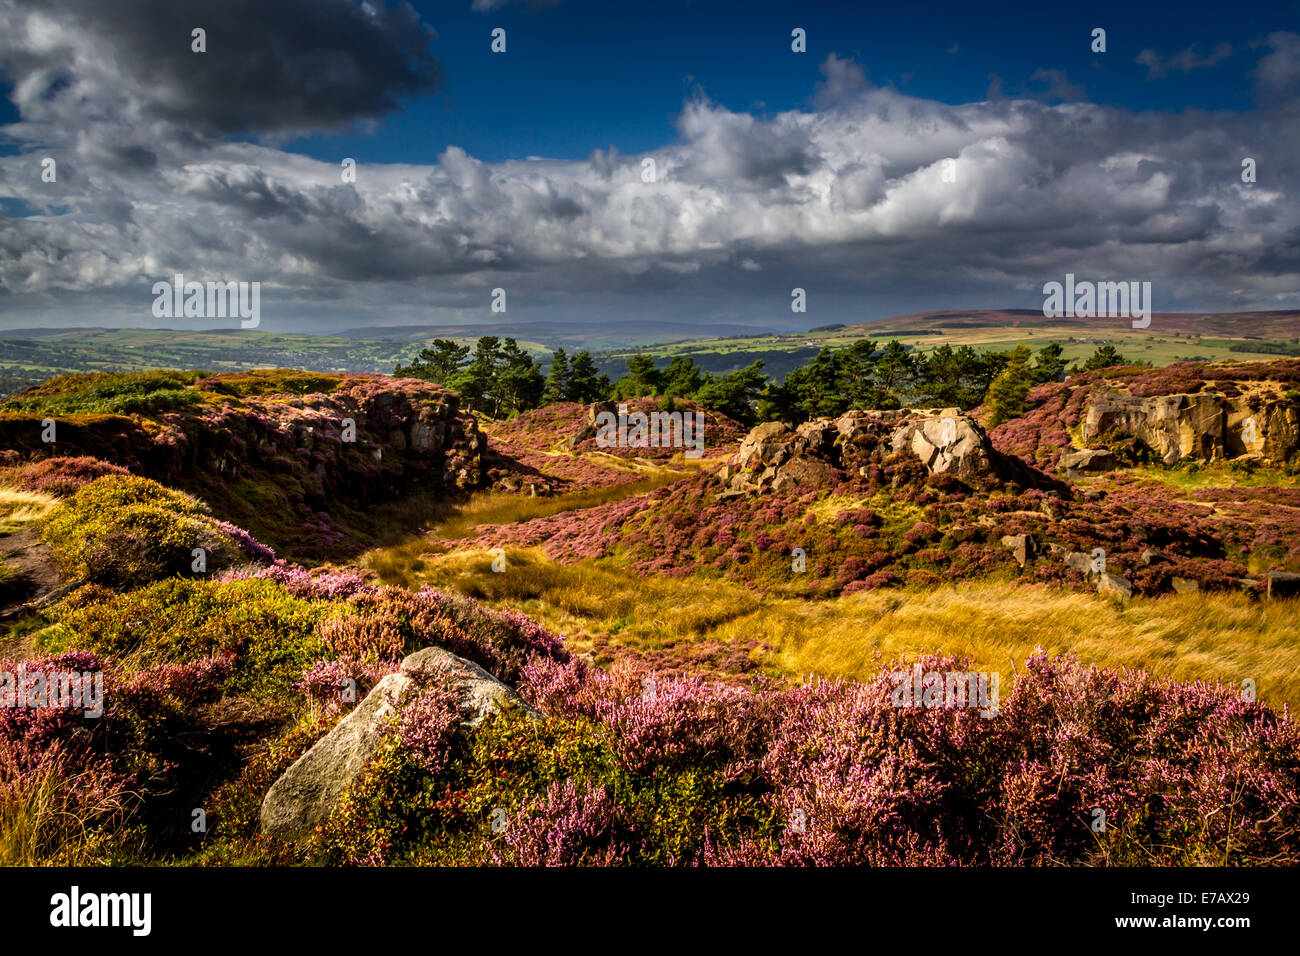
[1083,389,1300,464]
[718,409,1009,497]
[260,646,538,841]
[889,412,998,482]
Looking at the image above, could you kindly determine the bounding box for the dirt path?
[0,526,66,659]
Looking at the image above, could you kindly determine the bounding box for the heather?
[308,650,1300,866]
[454,451,1295,597]
[0,650,228,864]
[39,475,265,588]
[0,370,206,417]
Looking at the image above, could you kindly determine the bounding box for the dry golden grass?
[364,540,1300,708]
[0,766,136,866]
[0,487,58,535]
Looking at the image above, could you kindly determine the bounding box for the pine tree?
[565,351,609,403]
[984,344,1034,427]
[541,348,570,405]
[394,339,470,384]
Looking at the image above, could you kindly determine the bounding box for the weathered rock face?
[889,413,997,482]
[719,409,1006,497]
[260,646,538,841]
[1083,390,1300,464]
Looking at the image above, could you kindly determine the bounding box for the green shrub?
[312,710,777,866]
[41,577,335,697]
[200,370,343,398]
[1,371,204,416]
[39,475,241,588]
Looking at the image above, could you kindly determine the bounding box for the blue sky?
[0,0,1297,333]
[286,0,1281,164]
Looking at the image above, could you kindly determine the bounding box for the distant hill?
[856,309,1300,339]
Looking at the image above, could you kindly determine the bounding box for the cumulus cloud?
[0,28,1297,329]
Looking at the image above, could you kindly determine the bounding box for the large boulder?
[720,409,1016,496]
[889,414,999,482]
[260,647,539,841]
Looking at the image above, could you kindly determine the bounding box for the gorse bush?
[39,475,268,588]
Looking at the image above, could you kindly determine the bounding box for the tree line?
[395,336,1142,425]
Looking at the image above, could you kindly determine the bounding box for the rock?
[1171,576,1200,595]
[1139,548,1165,567]
[260,647,538,841]
[1063,551,1096,577]
[1060,448,1119,476]
[889,414,999,482]
[1097,573,1134,599]
[1083,389,1300,465]
[736,422,794,470]
[1000,533,1037,569]
[1266,571,1300,599]
[775,457,835,488]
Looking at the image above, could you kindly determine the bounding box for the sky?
[0,0,1297,334]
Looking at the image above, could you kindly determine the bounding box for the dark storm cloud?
[0,0,439,135]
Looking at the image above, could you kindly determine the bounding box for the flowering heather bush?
[295,658,393,718]
[391,668,462,777]
[218,561,377,601]
[0,650,230,864]
[329,586,568,685]
[0,455,130,497]
[40,475,250,588]
[491,780,632,866]
[324,649,1300,867]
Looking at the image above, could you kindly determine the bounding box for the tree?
[541,349,570,405]
[983,344,1034,427]
[694,361,766,424]
[1076,344,1132,372]
[496,338,544,416]
[661,356,704,398]
[1032,342,1067,384]
[613,354,663,399]
[873,340,918,401]
[565,351,610,404]
[394,339,470,384]
[454,336,503,416]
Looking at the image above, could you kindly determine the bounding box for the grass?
[0,765,137,866]
[361,541,1300,710]
[0,487,58,534]
[1128,460,1300,491]
[361,470,688,567]
[0,370,206,417]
